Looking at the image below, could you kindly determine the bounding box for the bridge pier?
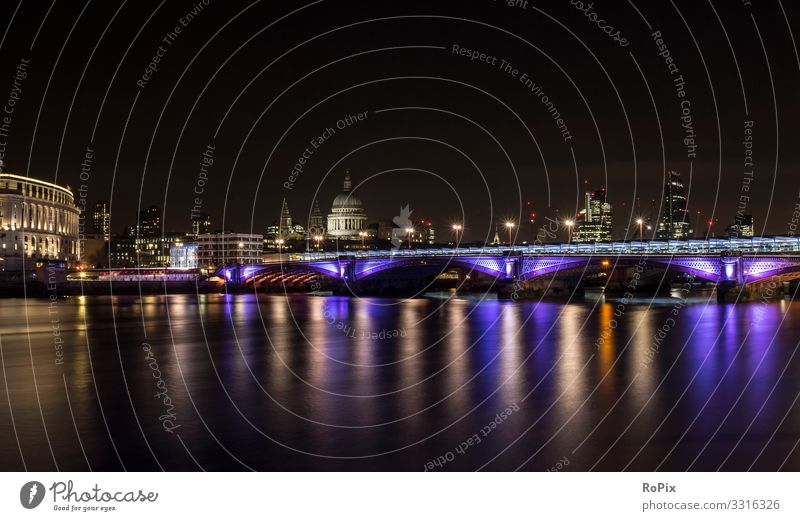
[717,254,746,303]
[716,280,786,303]
[221,266,245,286]
[715,281,739,303]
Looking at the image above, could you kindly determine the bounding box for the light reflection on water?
[0,294,798,471]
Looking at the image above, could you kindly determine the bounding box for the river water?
[1,293,798,471]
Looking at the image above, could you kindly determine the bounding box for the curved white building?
[327,171,367,239]
[0,173,81,263]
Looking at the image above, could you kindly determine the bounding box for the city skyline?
[92,167,758,245]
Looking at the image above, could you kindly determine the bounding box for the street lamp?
[452,224,462,247]
[405,227,414,249]
[359,231,368,249]
[564,219,575,244]
[314,235,323,252]
[276,238,285,257]
[635,218,644,242]
[504,221,515,247]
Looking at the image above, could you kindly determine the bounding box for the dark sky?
[1,0,799,242]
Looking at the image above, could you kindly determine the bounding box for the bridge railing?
[289,236,800,262]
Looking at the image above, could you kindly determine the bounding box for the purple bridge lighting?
[217,236,800,289]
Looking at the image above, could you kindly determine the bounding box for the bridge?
[218,235,800,301]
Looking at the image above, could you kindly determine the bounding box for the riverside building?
[0,172,81,264]
[197,232,263,269]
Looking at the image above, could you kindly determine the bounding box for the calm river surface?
[1,293,799,471]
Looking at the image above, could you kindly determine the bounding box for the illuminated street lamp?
[359,231,368,249]
[313,235,323,252]
[276,238,285,256]
[635,218,644,242]
[405,227,414,249]
[505,221,515,247]
[564,219,575,244]
[452,224,463,247]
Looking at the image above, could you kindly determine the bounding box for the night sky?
[1,0,799,243]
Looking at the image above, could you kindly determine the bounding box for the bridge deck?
[292,235,800,262]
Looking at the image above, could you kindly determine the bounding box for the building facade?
[197,232,263,269]
[657,171,693,239]
[366,219,394,242]
[109,234,136,268]
[170,243,199,269]
[0,173,81,263]
[726,214,754,238]
[376,219,393,241]
[92,200,110,241]
[411,219,436,245]
[134,232,188,268]
[136,205,161,236]
[574,188,613,243]
[327,171,368,239]
[264,224,280,249]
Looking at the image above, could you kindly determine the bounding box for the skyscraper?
[574,187,613,243]
[91,200,110,241]
[657,171,692,239]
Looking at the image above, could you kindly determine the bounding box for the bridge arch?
[741,257,800,282]
[218,262,343,285]
[353,255,509,280]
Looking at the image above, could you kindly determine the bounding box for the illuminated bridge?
[218,236,800,301]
